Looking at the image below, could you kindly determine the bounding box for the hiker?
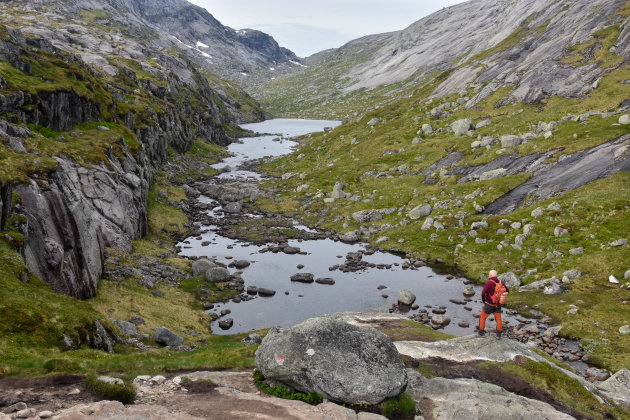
[478,269,509,337]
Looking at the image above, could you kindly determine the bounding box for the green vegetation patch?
[85,374,136,404]
[253,369,323,405]
[487,359,628,419]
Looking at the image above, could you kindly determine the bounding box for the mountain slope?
[115,0,302,86]
[253,0,630,373]
[258,0,630,119]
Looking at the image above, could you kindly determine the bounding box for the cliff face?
[0,0,239,299]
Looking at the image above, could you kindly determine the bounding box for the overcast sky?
[187,0,466,57]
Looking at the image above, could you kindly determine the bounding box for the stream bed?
[177,119,587,371]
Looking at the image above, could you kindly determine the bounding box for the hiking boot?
[496,330,503,338]
[477,330,486,337]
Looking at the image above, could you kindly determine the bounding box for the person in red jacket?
[478,270,509,337]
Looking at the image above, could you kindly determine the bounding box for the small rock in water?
[449,299,466,305]
[458,322,470,328]
[432,308,446,314]
[218,318,234,330]
[377,285,388,290]
[283,246,301,254]
[232,260,251,269]
[431,315,451,328]
[290,273,314,283]
[315,278,335,285]
[258,288,276,297]
[398,290,416,305]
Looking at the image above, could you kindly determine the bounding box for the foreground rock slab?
[51,400,205,420]
[255,316,407,405]
[395,335,601,400]
[407,370,575,420]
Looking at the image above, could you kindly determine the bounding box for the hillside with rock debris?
[253,0,630,381]
[258,0,630,119]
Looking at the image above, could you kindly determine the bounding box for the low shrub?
[380,393,416,419]
[42,358,80,373]
[85,375,136,404]
[252,370,322,405]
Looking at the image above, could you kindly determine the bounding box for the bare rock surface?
[395,335,600,399]
[406,370,576,420]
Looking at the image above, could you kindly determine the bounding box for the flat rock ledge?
[395,335,601,400]
[406,370,575,420]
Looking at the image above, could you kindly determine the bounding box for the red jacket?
[481,276,509,304]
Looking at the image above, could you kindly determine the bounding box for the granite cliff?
[0,0,257,298]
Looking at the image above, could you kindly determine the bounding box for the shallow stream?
[178,119,531,337]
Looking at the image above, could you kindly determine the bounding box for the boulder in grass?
[192,258,216,276]
[255,317,407,405]
[408,204,432,220]
[498,272,521,288]
[153,327,184,347]
[205,267,231,282]
[451,119,473,136]
[599,368,630,408]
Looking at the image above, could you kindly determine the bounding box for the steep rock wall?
[17,144,151,298]
[0,25,232,299]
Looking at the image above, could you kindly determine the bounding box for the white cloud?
[187,0,466,57]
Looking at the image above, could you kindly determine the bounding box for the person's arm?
[481,281,494,303]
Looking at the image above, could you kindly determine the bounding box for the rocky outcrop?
[255,317,407,405]
[482,135,630,214]
[395,335,600,399]
[407,370,575,419]
[0,182,11,231]
[17,149,151,298]
[598,369,630,407]
[0,23,234,299]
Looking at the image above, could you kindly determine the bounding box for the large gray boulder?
[500,135,522,148]
[598,369,630,407]
[450,119,473,136]
[407,204,432,220]
[153,327,184,346]
[205,267,231,282]
[109,318,139,337]
[192,258,216,276]
[331,182,347,199]
[498,272,521,288]
[255,317,407,405]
